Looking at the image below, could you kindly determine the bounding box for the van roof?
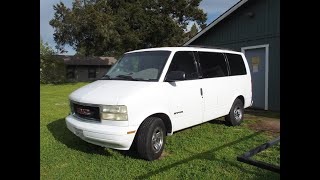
[126,46,242,55]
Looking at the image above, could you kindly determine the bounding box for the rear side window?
[198,52,228,78]
[226,53,247,75]
[167,51,198,80]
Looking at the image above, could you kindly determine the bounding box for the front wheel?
[225,99,244,126]
[136,117,166,161]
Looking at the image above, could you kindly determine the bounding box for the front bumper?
[65,115,138,150]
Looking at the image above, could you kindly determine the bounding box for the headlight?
[101,105,128,121]
[70,101,74,114]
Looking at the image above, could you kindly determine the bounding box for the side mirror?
[165,71,186,82]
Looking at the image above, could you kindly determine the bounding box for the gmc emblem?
[76,107,91,116]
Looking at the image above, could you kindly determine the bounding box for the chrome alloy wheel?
[234,107,243,121]
[151,127,164,153]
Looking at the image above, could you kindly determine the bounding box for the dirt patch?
[245,109,280,119]
[248,119,280,136]
[159,150,170,159]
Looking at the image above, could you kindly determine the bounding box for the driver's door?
[165,51,204,131]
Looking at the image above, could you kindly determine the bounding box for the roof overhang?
[183,0,249,46]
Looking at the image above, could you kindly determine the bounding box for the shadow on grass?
[116,149,143,160]
[47,118,110,156]
[208,118,228,125]
[172,118,229,136]
[136,131,277,179]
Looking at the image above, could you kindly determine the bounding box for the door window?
[167,51,198,80]
[198,52,228,78]
[226,53,247,75]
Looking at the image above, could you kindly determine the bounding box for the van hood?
[69,80,156,105]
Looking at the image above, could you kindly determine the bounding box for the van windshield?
[102,51,171,81]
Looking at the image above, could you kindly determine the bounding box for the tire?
[136,117,166,161]
[225,99,244,126]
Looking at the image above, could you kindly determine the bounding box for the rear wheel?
[225,99,244,126]
[136,117,166,161]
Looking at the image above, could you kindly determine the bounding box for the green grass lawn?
[40,83,280,179]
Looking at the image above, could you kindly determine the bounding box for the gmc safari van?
[66,46,252,161]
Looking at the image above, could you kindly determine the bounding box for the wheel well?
[149,113,172,135]
[236,95,245,105]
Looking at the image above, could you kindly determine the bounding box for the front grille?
[72,102,100,122]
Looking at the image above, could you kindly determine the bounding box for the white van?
[66,47,252,160]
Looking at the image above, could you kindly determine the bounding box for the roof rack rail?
[183,45,236,51]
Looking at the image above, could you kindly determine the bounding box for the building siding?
[190,0,280,110]
[67,65,111,82]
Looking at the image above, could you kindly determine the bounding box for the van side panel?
[195,51,252,123]
[199,77,233,122]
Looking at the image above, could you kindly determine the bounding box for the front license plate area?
[74,127,84,137]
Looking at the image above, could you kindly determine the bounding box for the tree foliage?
[183,23,199,43]
[40,39,66,84]
[50,0,207,57]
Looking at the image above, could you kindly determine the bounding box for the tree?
[40,39,66,84]
[50,0,207,57]
[183,22,199,43]
[189,23,199,38]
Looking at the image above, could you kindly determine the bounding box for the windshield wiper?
[101,74,155,81]
[115,75,155,81]
[115,75,141,81]
[101,75,111,80]
[100,74,136,81]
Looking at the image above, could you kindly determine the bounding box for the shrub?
[40,40,66,84]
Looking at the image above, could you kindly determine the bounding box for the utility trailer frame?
[237,136,280,173]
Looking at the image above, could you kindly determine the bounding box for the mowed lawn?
[40,83,280,179]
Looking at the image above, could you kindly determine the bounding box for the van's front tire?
[225,99,244,126]
[136,117,166,161]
